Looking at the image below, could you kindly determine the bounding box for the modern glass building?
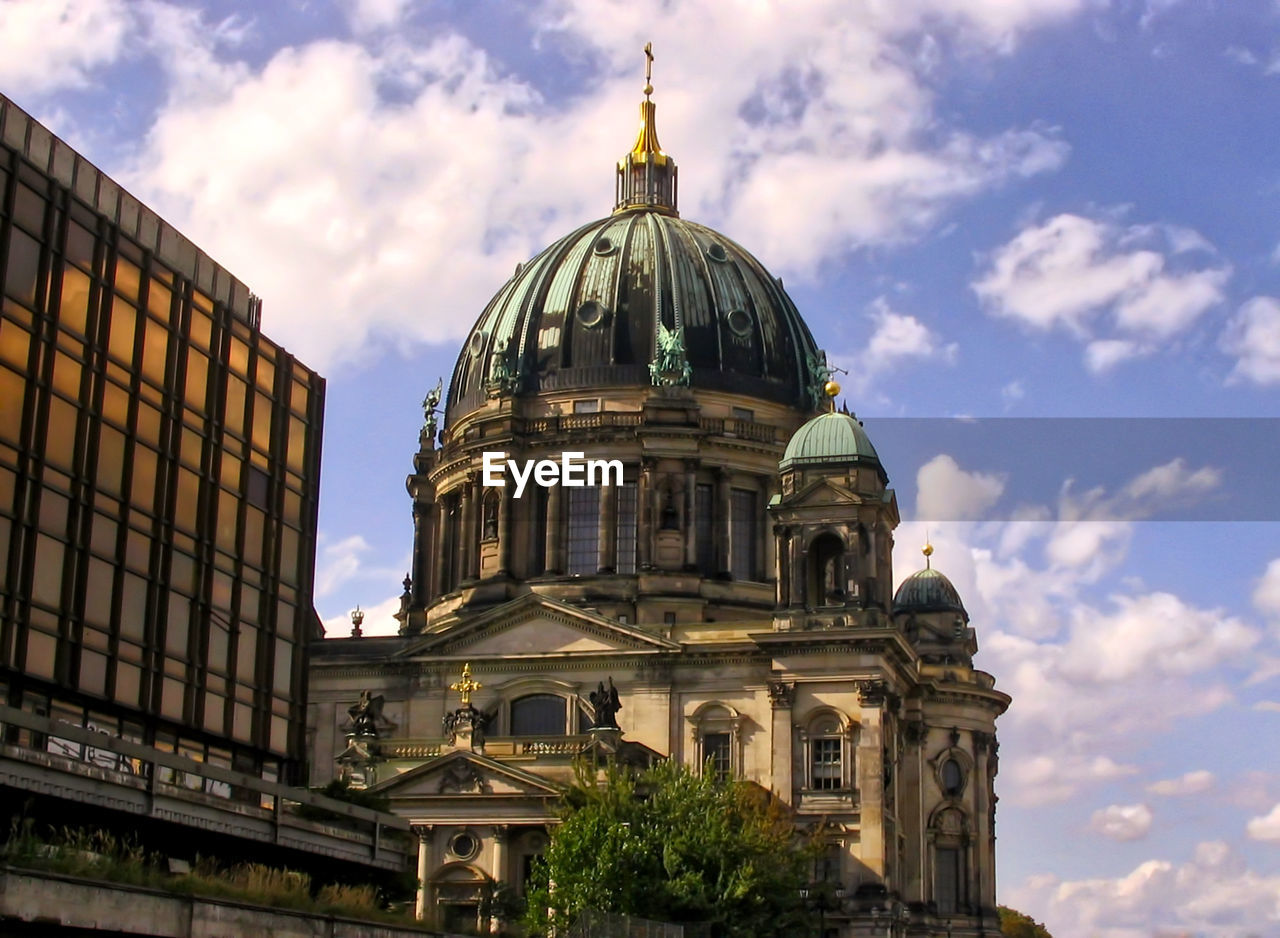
[0,92,324,786]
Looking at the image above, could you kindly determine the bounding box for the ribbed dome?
[893,567,968,620]
[445,212,825,424]
[779,412,880,470]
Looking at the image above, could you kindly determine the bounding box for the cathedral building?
[307,68,1009,937]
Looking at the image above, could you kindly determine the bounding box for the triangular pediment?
[398,593,679,659]
[372,749,564,799]
[777,477,862,509]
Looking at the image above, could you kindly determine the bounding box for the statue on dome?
[650,320,692,387]
[487,337,518,398]
[421,378,443,445]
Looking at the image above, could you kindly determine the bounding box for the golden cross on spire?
[644,42,654,98]
[450,662,482,707]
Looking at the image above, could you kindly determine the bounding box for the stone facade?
[307,86,1009,937]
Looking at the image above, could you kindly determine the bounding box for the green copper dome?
[893,567,968,620]
[779,412,881,470]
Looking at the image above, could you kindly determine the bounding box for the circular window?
[706,243,728,262]
[449,831,479,860]
[593,236,617,256]
[468,331,487,358]
[941,758,964,796]
[576,301,608,328]
[724,308,752,337]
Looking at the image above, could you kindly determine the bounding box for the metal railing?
[565,909,686,938]
[0,704,412,869]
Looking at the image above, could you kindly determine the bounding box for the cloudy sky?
[6,0,1280,933]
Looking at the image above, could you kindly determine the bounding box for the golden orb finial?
[644,42,654,99]
[823,379,841,398]
[923,540,934,569]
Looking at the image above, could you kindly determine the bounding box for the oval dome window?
[576,301,608,328]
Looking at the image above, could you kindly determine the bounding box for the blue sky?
[5,0,1280,933]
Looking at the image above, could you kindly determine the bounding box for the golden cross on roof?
[450,662,482,707]
[644,42,654,98]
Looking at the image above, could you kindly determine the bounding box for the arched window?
[689,703,742,779]
[803,711,852,791]
[510,694,567,736]
[941,757,965,796]
[481,491,499,540]
[929,806,969,915]
[808,533,845,606]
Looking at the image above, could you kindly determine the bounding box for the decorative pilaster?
[492,825,510,885]
[683,460,698,569]
[413,824,434,920]
[459,479,475,582]
[497,487,512,576]
[599,481,617,573]
[545,484,563,574]
[638,458,655,570]
[766,680,796,803]
[715,468,731,575]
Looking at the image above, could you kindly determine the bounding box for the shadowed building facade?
[308,76,1009,937]
[0,97,414,895]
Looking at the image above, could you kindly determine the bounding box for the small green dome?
[779,412,880,470]
[893,567,968,620]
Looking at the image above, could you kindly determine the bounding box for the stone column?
[413,824,434,920]
[492,824,510,886]
[972,731,995,913]
[459,480,475,582]
[599,482,617,573]
[790,535,806,608]
[545,484,563,574]
[683,460,698,569]
[715,468,731,576]
[762,484,775,587]
[767,681,796,803]
[775,526,789,606]
[497,487,512,576]
[434,502,450,597]
[411,499,432,606]
[856,680,889,878]
[637,459,654,570]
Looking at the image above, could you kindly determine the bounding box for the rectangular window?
[729,488,757,580]
[615,481,637,574]
[565,486,600,575]
[702,732,731,779]
[695,483,714,573]
[811,737,842,790]
[935,847,962,914]
[572,399,600,414]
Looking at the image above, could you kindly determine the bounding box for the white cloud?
[838,298,958,394]
[1146,770,1215,797]
[1008,753,1138,806]
[1007,842,1280,938]
[1254,559,1280,619]
[0,0,133,95]
[915,455,1005,522]
[315,534,375,599]
[1221,297,1280,386]
[973,213,1230,371]
[77,0,1081,371]
[1246,803,1280,842]
[1254,700,1280,712]
[1090,803,1153,841]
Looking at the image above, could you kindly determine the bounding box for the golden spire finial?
[923,535,934,569]
[450,662,482,708]
[614,42,677,214]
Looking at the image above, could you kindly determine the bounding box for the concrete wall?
[0,868,453,938]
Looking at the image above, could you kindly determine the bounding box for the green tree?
[522,760,815,937]
[999,905,1054,938]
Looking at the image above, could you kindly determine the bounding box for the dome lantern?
[615,43,678,216]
